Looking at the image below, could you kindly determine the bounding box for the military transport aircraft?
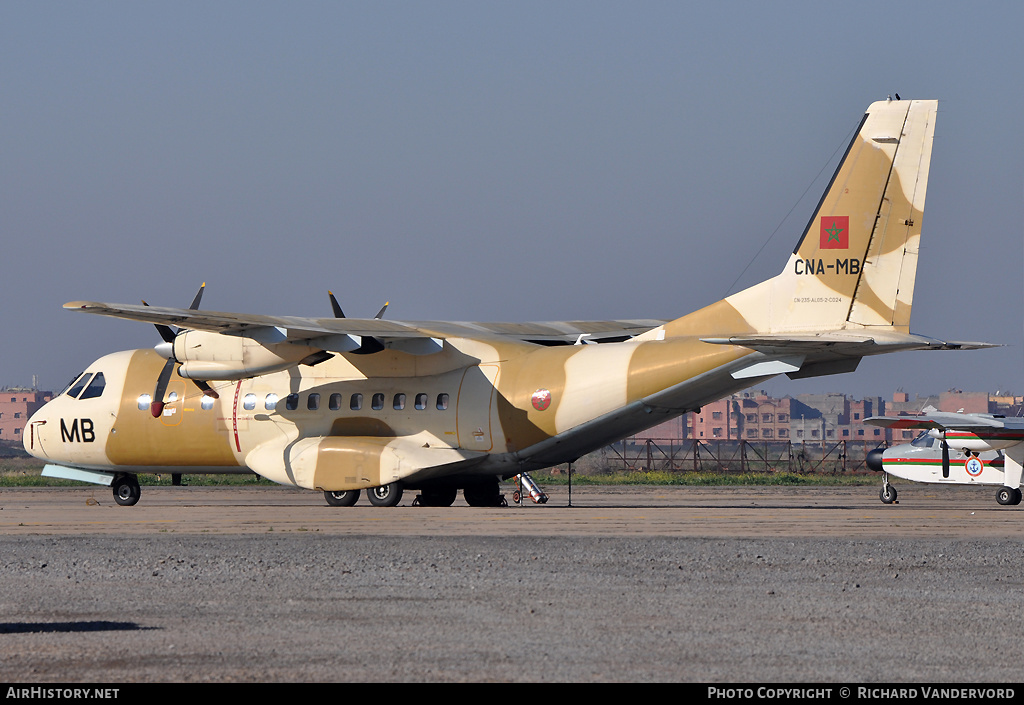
[24,98,992,507]
[865,413,1024,506]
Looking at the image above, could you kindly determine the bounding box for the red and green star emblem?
[819,216,849,249]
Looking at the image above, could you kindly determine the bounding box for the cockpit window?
[910,431,935,448]
[67,373,93,399]
[78,372,106,400]
[61,371,87,397]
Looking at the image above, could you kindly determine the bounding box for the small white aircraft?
[23,97,993,507]
[865,413,1024,506]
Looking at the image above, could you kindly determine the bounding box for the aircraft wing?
[64,300,665,350]
[864,413,1024,431]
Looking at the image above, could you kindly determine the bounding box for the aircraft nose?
[22,408,49,459]
[865,448,885,472]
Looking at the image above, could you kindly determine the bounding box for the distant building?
[626,388,1022,448]
[939,389,992,414]
[0,388,52,443]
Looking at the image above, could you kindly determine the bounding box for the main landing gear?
[112,474,141,507]
[322,479,508,508]
[995,486,1022,506]
[323,489,360,507]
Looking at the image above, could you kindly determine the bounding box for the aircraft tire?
[113,476,141,507]
[995,487,1020,506]
[367,482,404,507]
[879,485,897,504]
[324,489,360,507]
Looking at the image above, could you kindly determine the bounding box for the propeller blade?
[193,379,219,400]
[142,300,176,343]
[374,301,389,319]
[942,437,950,478]
[328,291,346,319]
[189,282,206,311]
[151,357,176,418]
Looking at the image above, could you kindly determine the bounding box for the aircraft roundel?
[532,389,551,411]
[964,456,984,477]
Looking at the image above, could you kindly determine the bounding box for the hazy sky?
[3,1,1022,402]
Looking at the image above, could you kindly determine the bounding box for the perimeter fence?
[580,438,886,475]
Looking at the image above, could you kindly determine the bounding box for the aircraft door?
[456,365,499,452]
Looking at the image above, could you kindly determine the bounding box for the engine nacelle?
[171,330,322,380]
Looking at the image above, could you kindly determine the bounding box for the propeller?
[941,434,950,478]
[327,292,388,354]
[146,284,218,418]
[327,291,388,320]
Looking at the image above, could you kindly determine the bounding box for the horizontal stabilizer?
[700,333,998,355]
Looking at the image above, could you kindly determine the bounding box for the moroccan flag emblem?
[532,389,552,411]
[819,216,849,249]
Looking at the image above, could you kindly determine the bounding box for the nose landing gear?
[112,474,141,506]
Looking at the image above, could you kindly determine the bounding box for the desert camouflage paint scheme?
[25,99,991,506]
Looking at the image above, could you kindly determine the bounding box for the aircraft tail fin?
[666,98,938,338]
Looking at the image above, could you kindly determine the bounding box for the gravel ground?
[2,534,1022,683]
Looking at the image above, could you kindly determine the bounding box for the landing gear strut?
[879,474,897,504]
[112,475,141,507]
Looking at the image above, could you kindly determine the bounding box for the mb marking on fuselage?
[865,413,1024,506]
[24,98,994,507]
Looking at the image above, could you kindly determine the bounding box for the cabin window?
[242,394,256,411]
[436,393,449,410]
[285,394,299,411]
[350,393,363,411]
[329,393,342,411]
[201,395,216,410]
[371,393,385,410]
[67,373,93,399]
[308,393,320,411]
[265,394,278,411]
[393,393,406,410]
[415,393,428,410]
[137,394,152,411]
